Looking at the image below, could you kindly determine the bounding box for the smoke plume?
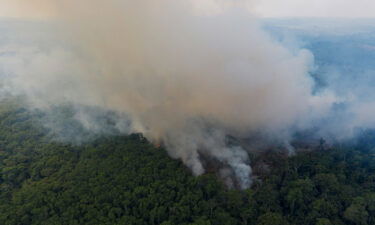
[2,0,334,188]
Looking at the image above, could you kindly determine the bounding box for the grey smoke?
[0,1,338,188]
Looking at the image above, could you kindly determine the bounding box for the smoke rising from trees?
[2,0,341,188]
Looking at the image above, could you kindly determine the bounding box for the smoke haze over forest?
[1,1,375,188]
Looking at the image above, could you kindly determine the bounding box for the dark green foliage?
[0,103,374,225]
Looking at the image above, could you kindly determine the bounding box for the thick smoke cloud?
[1,0,333,188]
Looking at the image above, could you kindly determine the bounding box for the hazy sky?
[1,0,375,19]
[0,0,55,19]
[254,0,375,18]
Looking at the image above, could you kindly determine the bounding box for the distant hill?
[263,18,375,96]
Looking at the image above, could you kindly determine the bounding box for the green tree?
[343,198,369,225]
[256,212,289,225]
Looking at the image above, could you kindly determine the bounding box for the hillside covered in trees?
[0,102,375,225]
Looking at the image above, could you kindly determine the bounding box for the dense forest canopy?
[0,100,374,225]
[0,3,375,223]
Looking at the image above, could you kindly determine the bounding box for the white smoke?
[0,0,334,188]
